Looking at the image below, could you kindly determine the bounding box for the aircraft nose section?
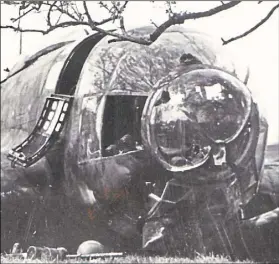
[141,66,252,172]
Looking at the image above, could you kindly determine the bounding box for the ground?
[1,253,252,263]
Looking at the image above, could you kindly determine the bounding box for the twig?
[1,21,90,35]
[99,1,112,14]
[69,2,81,20]
[149,1,241,42]
[83,1,126,28]
[122,1,129,11]
[18,7,22,55]
[19,2,32,11]
[46,1,57,27]
[1,25,48,34]
[44,2,79,21]
[55,11,63,26]
[1,16,122,35]
[10,7,34,23]
[119,16,126,35]
[94,16,119,26]
[90,27,151,45]
[165,1,175,18]
[244,67,250,85]
[221,3,279,45]
[111,1,120,17]
[150,19,159,28]
[83,1,94,25]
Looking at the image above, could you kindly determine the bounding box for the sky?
[1,1,278,144]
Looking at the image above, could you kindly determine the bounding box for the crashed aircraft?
[1,26,278,261]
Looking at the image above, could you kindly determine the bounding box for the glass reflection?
[151,102,211,168]
[150,69,251,169]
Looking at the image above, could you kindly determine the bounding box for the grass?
[1,253,252,263]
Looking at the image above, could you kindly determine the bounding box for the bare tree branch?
[91,26,151,45]
[69,2,81,20]
[117,1,129,27]
[9,2,81,25]
[117,2,130,35]
[46,1,57,27]
[1,15,125,34]
[18,6,22,54]
[98,1,128,21]
[150,19,159,28]
[1,0,276,48]
[99,1,112,15]
[10,7,34,23]
[165,1,175,18]
[1,20,150,45]
[44,2,79,21]
[83,1,94,25]
[54,10,63,26]
[19,2,32,11]
[221,3,279,45]
[149,1,241,42]
[1,21,91,34]
[84,1,129,35]
[119,16,126,35]
[111,1,122,18]
[93,16,118,26]
[122,1,129,11]
[108,1,242,45]
[1,1,242,45]
[1,25,47,34]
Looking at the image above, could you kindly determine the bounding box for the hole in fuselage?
[102,95,147,157]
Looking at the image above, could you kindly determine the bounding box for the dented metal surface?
[1,26,278,261]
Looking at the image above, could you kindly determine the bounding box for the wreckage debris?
[11,242,22,254]
[26,246,44,260]
[4,242,125,261]
[77,240,105,254]
[27,246,68,261]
